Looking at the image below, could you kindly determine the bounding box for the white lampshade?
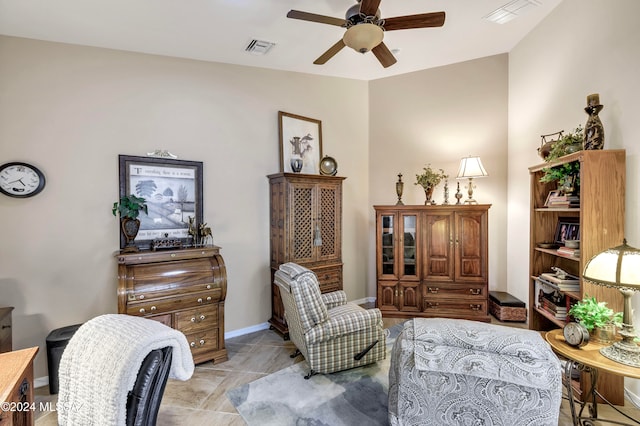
[456,156,489,179]
[583,241,640,291]
[343,24,383,53]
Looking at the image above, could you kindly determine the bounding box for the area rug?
[226,322,404,426]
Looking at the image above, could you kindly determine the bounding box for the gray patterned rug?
[226,323,404,426]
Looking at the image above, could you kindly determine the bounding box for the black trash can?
[46,323,82,394]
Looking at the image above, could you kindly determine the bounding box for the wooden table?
[546,329,640,425]
[0,347,39,426]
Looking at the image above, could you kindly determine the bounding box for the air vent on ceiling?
[484,0,542,24]
[245,39,276,55]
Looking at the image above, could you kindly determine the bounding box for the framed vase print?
[278,111,323,174]
[118,155,203,250]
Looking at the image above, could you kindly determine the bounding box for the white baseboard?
[224,322,270,339]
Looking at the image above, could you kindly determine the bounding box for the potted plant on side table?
[113,194,148,252]
[568,296,623,344]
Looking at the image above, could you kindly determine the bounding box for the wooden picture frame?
[544,190,561,207]
[118,155,203,250]
[554,217,580,244]
[278,111,323,174]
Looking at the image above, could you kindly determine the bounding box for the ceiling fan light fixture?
[343,23,383,53]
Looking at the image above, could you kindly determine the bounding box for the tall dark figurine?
[584,93,604,150]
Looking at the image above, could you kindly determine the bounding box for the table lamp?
[456,156,488,204]
[582,239,640,367]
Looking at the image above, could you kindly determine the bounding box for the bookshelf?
[528,149,625,404]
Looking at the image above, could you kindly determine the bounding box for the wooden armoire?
[268,173,345,337]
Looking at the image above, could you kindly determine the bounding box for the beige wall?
[0,36,370,377]
[368,54,509,296]
[508,0,640,395]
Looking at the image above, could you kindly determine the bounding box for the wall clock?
[563,322,590,348]
[0,162,46,198]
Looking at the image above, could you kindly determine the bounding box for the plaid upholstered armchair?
[274,262,386,379]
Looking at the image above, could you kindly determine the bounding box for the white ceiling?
[0,0,561,81]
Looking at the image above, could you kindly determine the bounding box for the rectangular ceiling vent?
[245,39,276,55]
[484,0,542,24]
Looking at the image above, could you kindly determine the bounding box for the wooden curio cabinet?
[375,205,490,322]
[528,149,625,404]
[116,247,228,365]
[268,173,345,337]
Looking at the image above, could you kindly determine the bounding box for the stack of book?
[557,246,581,258]
[539,272,580,291]
[534,278,569,319]
[546,194,580,207]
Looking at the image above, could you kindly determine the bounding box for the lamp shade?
[343,23,383,53]
[582,240,640,291]
[456,156,488,179]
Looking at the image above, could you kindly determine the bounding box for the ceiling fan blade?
[287,10,346,27]
[359,0,382,17]
[314,39,346,65]
[383,11,446,31]
[372,42,397,68]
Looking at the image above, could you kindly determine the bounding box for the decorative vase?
[395,173,404,205]
[583,93,605,150]
[121,218,141,252]
[422,185,435,205]
[290,157,303,173]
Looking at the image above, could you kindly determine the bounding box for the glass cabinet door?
[400,214,419,279]
[379,214,396,277]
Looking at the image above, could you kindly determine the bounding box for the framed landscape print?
[118,155,203,249]
[278,111,323,174]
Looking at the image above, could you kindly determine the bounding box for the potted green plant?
[113,194,148,252]
[540,126,584,194]
[415,164,447,205]
[568,296,623,343]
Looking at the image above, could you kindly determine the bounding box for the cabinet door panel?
[399,282,421,312]
[424,213,454,281]
[400,214,419,279]
[455,212,487,281]
[377,213,397,279]
[290,184,315,263]
[317,184,341,261]
[377,281,399,312]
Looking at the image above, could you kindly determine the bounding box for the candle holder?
[455,182,463,205]
[395,173,404,205]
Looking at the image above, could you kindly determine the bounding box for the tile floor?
[34,317,640,425]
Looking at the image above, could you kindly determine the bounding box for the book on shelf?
[557,247,581,257]
[535,278,569,318]
[546,194,580,207]
[537,274,580,291]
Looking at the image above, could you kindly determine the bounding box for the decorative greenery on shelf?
[415,164,448,188]
[112,194,148,219]
[540,126,584,186]
[568,296,623,332]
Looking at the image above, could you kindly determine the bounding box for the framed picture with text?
[118,155,203,250]
[278,111,323,174]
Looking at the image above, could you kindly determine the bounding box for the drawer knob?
[470,288,481,295]
[150,306,157,311]
[197,298,203,303]
[139,295,145,300]
[426,302,439,309]
[200,314,206,320]
[470,304,482,311]
[428,287,439,294]
[139,308,145,313]
[206,296,212,301]
[191,317,196,323]
[206,284,211,289]
[199,339,205,346]
[190,341,196,347]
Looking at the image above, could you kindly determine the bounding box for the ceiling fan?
[286,0,445,68]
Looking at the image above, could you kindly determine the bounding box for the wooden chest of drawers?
[0,347,38,426]
[0,307,12,354]
[116,247,227,364]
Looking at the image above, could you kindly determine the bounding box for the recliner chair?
[274,262,386,379]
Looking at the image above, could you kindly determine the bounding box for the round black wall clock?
[0,162,46,198]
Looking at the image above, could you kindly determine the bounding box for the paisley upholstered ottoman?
[388,318,562,426]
